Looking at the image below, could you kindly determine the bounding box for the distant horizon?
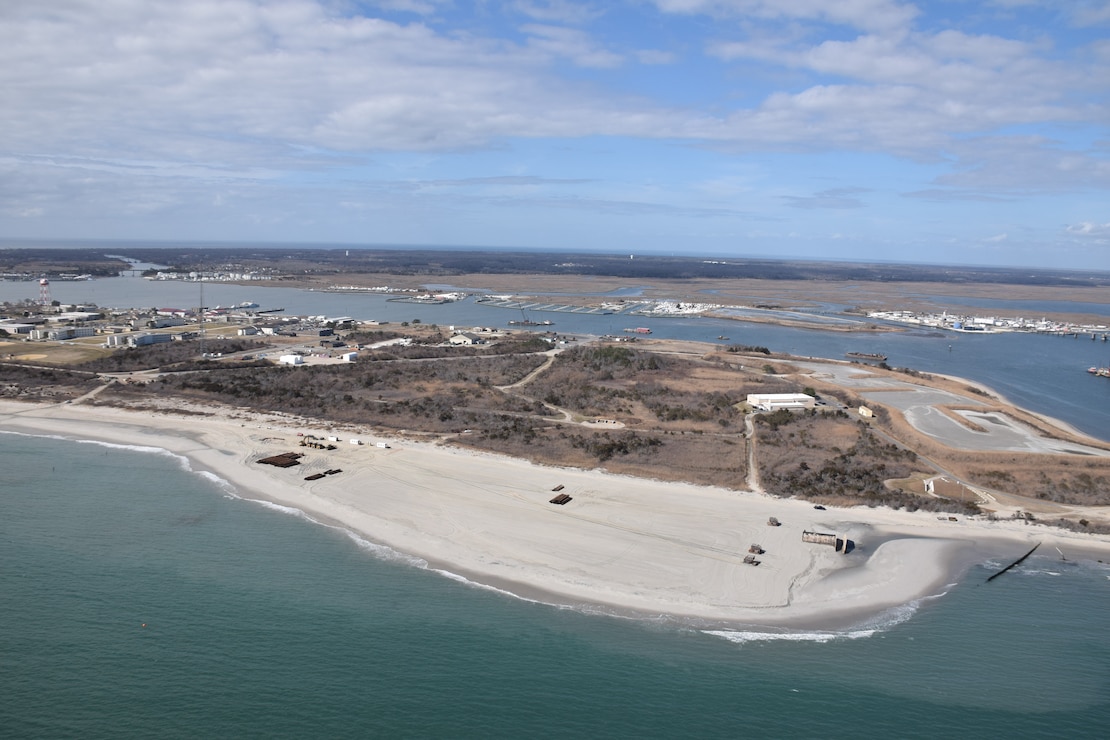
[3,236,1109,278]
[4,2,1107,271]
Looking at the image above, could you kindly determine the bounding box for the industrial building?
[746,393,816,412]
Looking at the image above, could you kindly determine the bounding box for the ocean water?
[2,433,1109,738]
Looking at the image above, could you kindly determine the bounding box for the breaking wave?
[704,590,949,645]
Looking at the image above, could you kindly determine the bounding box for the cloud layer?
[1,0,1107,267]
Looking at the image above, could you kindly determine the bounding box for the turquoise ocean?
[3,271,1110,736]
[2,432,1109,738]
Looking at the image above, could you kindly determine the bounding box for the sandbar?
[3,398,1108,631]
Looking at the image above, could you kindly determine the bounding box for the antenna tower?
[199,282,206,357]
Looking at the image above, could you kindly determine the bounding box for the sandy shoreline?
[4,398,1108,631]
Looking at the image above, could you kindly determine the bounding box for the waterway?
[3,274,1109,441]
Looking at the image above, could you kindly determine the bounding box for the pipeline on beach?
[986,542,1041,583]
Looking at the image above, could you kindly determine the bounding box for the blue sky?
[2,1,1108,269]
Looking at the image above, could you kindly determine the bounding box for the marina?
[868,309,1109,336]
[474,295,615,315]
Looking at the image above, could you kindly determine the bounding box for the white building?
[147,316,186,329]
[106,332,175,347]
[449,332,485,345]
[278,354,303,365]
[746,393,816,412]
[29,326,98,341]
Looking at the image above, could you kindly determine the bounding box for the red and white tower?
[38,278,51,306]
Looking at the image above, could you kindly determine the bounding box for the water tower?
[39,278,51,306]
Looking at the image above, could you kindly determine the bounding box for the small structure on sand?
[802,530,852,554]
[258,452,303,468]
[767,517,781,527]
[549,493,572,505]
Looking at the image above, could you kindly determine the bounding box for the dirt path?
[744,413,764,495]
[495,349,579,424]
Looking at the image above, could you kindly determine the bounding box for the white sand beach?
[3,398,1107,629]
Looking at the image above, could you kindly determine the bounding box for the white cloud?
[366,0,447,14]
[2,0,1102,169]
[1067,222,1110,238]
[651,0,919,32]
[708,29,1084,152]
[901,189,1013,203]
[635,49,677,64]
[0,0,1106,247]
[933,136,1110,192]
[1071,3,1110,25]
[782,187,868,209]
[1,1,636,162]
[509,1,603,24]
[930,1,1109,28]
[520,23,624,67]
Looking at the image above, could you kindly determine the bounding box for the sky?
[2,1,1109,269]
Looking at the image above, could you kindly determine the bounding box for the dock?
[475,297,615,316]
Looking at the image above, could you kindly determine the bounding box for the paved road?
[793,360,1110,456]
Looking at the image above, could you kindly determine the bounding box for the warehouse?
[746,393,816,412]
